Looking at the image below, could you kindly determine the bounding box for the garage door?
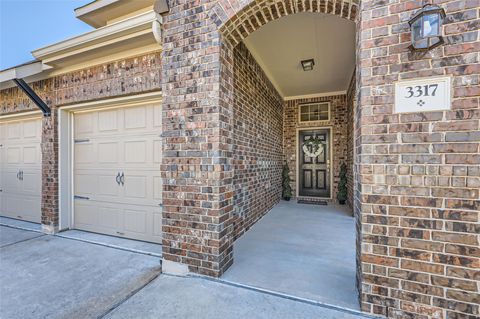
[0,117,42,223]
[73,103,162,244]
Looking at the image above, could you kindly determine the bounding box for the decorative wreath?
[302,137,325,158]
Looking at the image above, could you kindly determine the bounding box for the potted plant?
[337,163,347,205]
[282,163,293,201]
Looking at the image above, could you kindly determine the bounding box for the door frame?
[295,126,333,199]
[58,91,163,231]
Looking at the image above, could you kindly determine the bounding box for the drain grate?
[297,199,328,205]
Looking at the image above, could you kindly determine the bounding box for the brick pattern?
[0,52,162,229]
[346,74,356,209]
[284,94,350,204]
[161,0,361,277]
[160,0,235,277]
[232,43,284,239]
[357,0,480,318]
[213,0,358,45]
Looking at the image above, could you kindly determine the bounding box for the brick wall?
[284,94,350,204]
[232,43,284,239]
[357,0,480,318]
[0,52,162,230]
[346,74,356,209]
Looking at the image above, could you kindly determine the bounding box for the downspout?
[12,78,51,117]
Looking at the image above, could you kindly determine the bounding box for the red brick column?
[41,109,59,233]
[356,0,480,318]
[160,2,235,276]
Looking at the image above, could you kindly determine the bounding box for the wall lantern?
[301,59,315,71]
[408,4,446,51]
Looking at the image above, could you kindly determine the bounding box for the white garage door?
[0,117,42,223]
[73,103,162,244]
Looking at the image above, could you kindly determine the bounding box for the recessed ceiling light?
[301,59,315,71]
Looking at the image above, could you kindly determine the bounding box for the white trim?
[0,110,43,122]
[32,11,161,61]
[58,92,163,230]
[285,91,347,101]
[298,102,331,123]
[295,127,333,200]
[0,62,52,84]
[75,0,119,18]
[58,109,73,231]
[61,91,162,111]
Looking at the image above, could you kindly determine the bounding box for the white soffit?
[31,10,162,68]
[243,12,356,98]
[75,0,155,28]
[0,61,53,88]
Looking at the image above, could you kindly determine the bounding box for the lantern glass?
[423,13,440,37]
[409,4,445,51]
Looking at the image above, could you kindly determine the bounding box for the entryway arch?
[210,0,358,45]
[210,0,361,311]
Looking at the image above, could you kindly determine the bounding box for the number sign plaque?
[394,76,451,113]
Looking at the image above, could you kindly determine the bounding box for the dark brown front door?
[298,129,330,198]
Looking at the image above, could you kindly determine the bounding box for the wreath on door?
[302,136,325,158]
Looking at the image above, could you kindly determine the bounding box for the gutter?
[12,79,51,117]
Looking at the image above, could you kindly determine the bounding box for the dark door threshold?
[297,198,328,205]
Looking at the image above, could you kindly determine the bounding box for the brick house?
[0,0,478,318]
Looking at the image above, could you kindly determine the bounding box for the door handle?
[116,172,121,185]
[120,172,125,186]
[20,170,23,181]
[17,171,20,180]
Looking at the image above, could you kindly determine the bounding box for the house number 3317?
[405,84,438,98]
[395,77,451,113]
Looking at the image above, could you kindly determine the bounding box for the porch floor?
[222,200,358,310]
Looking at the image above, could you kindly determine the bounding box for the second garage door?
[0,116,42,223]
[73,103,162,244]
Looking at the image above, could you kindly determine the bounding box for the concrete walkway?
[105,275,368,319]
[0,226,161,319]
[222,201,358,310]
[0,224,368,319]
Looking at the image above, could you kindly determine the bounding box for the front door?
[298,129,330,198]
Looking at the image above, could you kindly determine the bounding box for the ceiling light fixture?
[301,59,315,71]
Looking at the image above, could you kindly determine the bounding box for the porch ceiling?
[243,12,356,99]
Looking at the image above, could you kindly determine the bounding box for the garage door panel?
[124,106,147,130]
[98,142,119,163]
[2,193,40,222]
[22,170,41,195]
[74,112,95,136]
[98,109,119,132]
[73,103,162,244]
[75,170,121,200]
[153,176,163,202]
[2,170,21,193]
[74,200,162,244]
[123,174,148,199]
[124,209,147,234]
[124,140,147,163]
[0,117,42,224]
[75,143,95,164]
[6,146,21,164]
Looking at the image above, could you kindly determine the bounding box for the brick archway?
[210,0,358,45]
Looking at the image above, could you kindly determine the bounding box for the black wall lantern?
[408,4,446,51]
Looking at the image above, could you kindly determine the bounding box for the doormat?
[297,199,328,205]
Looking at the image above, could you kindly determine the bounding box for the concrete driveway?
[0,225,370,319]
[105,275,370,319]
[0,226,161,319]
